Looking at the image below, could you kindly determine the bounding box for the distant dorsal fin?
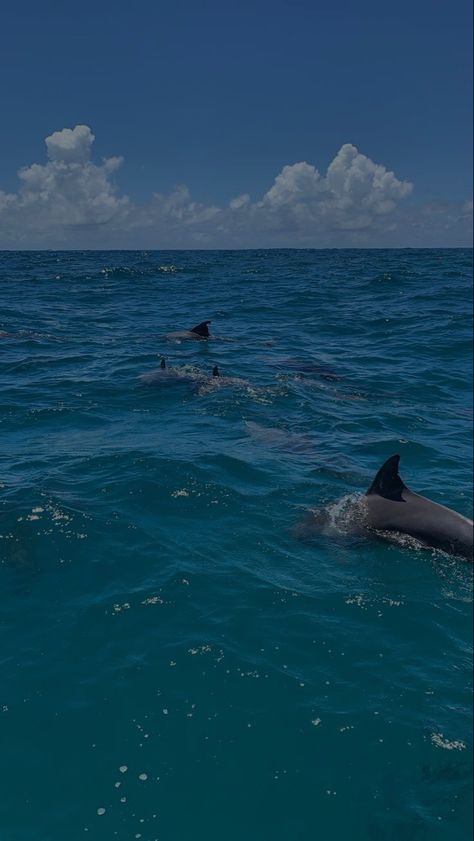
[160,357,166,369]
[366,454,407,501]
[212,365,220,377]
[190,320,211,337]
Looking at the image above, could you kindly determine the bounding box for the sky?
[0,0,472,249]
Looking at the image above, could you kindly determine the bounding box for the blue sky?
[0,0,472,248]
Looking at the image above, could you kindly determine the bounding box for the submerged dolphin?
[244,420,314,453]
[260,356,342,381]
[365,454,473,559]
[163,320,211,341]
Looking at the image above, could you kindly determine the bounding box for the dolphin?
[196,365,251,394]
[244,420,314,453]
[260,356,342,381]
[295,454,473,560]
[139,358,203,385]
[365,454,473,559]
[163,320,212,341]
[209,365,249,387]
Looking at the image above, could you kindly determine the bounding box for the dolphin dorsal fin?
[212,365,220,377]
[366,454,407,501]
[160,357,166,369]
[190,320,211,337]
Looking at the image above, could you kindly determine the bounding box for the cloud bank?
[0,125,471,248]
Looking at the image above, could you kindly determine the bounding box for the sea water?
[0,249,472,841]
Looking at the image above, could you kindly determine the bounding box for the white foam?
[431,732,466,751]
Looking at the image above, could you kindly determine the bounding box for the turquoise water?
[1,249,472,841]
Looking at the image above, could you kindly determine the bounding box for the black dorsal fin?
[212,365,220,377]
[160,357,166,369]
[366,454,407,501]
[190,320,211,337]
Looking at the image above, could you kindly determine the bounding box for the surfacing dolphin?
[297,454,473,560]
[364,454,473,559]
[209,365,250,387]
[196,365,251,394]
[139,357,203,386]
[163,320,212,341]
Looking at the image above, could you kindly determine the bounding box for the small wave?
[431,732,466,751]
[158,264,178,273]
[99,264,180,280]
[295,494,367,541]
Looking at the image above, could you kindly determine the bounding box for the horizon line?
[1,246,472,253]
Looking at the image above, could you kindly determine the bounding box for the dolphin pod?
[4,310,470,563]
[143,318,472,561]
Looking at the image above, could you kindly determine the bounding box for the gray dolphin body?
[365,455,473,560]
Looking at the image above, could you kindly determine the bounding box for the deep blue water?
[1,249,472,841]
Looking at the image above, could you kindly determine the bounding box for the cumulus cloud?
[45,125,96,164]
[262,161,322,207]
[0,125,129,246]
[229,194,250,210]
[256,145,414,235]
[0,125,471,248]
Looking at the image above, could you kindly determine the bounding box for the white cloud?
[45,125,96,164]
[326,143,412,211]
[0,125,471,248]
[255,145,414,235]
[0,125,129,246]
[261,161,322,207]
[229,193,250,210]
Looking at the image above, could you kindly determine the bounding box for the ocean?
[1,248,472,841]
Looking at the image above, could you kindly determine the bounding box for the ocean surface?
[1,248,472,841]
